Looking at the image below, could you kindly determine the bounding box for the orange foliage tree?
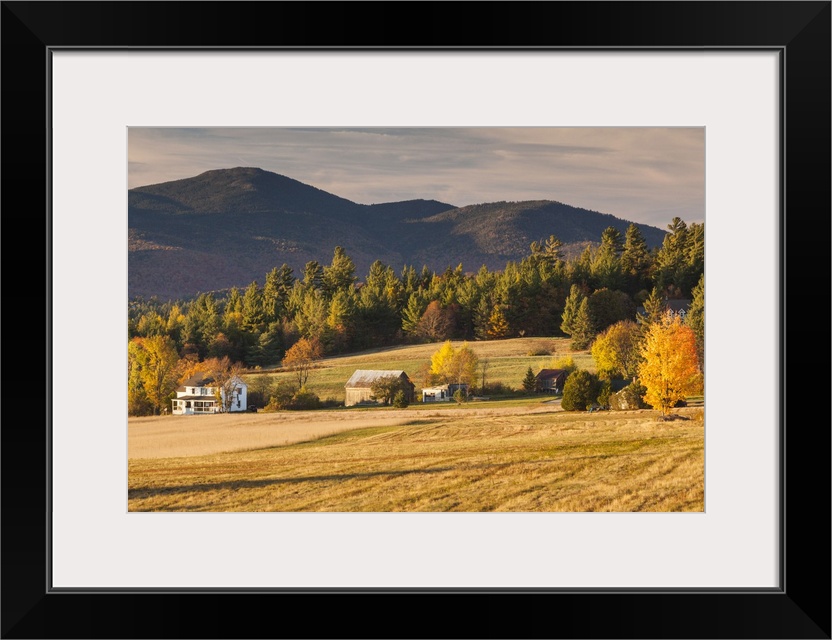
[637,311,702,415]
[282,336,323,389]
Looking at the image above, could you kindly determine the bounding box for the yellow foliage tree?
[591,320,642,379]
[429,340,479,387]
[128,335,180,415]
[638,311,702,415]
[487,306,509,339]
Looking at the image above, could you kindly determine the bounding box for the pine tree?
[522,366,538,393]
[685,273,704,369]
[487,306,510,339]
[241,281,264,331]
[262,264,294,323]
[621,223,652,293]
[570,298,596,350]
[560,284,585,336]
[322,246,357,298]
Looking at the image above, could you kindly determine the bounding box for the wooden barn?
[535,369,567,394]
[344,370,415,407]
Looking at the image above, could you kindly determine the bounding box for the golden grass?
[128,402,562,459]
[128,407,704,513]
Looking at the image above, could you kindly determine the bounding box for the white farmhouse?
[171,374,247,415]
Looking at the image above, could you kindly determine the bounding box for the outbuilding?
[344,370,415,407]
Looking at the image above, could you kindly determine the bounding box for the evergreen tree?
[302,261,324,291]
[402,291,429,335]
[322,246,357,298]
[570,298,596,350]
[487,306,510,339]
[655,217,690,296]
[560,284,586,336]
[621,223,652,294]
[241,281,264,331]
[685,273,704,369]
[262,264,294,323]
[638,287,667,332]
[561,369,600,411]
[522,366,539,393]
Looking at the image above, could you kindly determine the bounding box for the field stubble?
[128,407,704,513]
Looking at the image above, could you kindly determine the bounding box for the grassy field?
[245,336,593,402]
[128,406,704,512]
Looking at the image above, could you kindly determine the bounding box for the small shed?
[344,370,415,407]
[535,369,567,394]
[422,383,469,402]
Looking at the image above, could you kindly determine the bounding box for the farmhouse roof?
[175,394,218,401]
[345,370,409,388]
[536,369,566,380]
[180,374,216,388]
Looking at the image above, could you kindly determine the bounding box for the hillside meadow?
[244,336,593,402]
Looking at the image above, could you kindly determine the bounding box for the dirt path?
[128,402,563,459]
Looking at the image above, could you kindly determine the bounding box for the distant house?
[344,370,415,407]
[422,383,469,403]
[171,374,247,415]
[636,298,691,319]
[535,369,567,394]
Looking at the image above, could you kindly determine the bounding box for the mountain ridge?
[129,167,668,299]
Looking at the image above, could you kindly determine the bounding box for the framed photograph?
[5,2,829,638]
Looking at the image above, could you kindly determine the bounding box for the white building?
[422,383,468,403]
[171,374,247,415]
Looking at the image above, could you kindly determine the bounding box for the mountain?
[128,167,667,299]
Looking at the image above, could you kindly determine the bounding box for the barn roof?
[536,368,566,380]
[345,370,409,388]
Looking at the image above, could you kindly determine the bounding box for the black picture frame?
[3,2,829,638]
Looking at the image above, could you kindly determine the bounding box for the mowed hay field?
[128,407,704,513]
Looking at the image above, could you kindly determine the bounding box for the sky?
[128,127,704,229]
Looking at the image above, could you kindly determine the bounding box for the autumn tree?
[429,340,478,387]
[370,375,408,406]
[282,336,323,389]
[127,336,180,415]
[203,356,246,412]
[415,300,454,342]
[591,320,642,379]
[638,311,702,415]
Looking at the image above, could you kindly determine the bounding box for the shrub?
[597,380,612,407]
[478,382,518,397]
[453,389,466,404]
[288,387,322,410]
[561,370,600,411]
[392,390,409,408]
[526,348,551,356]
